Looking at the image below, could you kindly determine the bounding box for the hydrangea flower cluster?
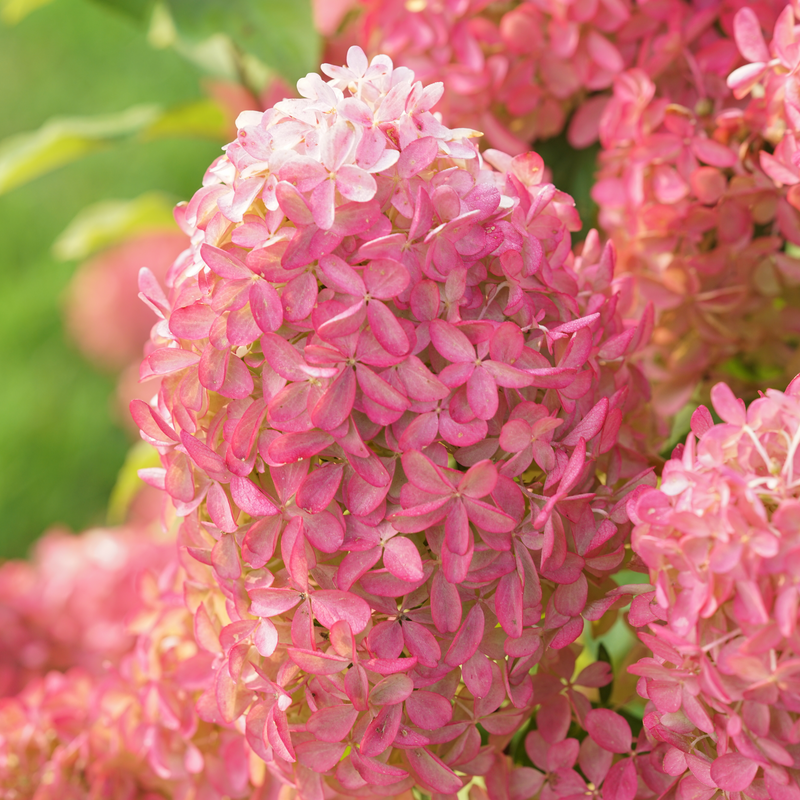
[0,525,172,698]
[133,47,655,796]
[339,0,788,153]
[0,537,265,800]
[593,3,800,416]
[628,377,800,795]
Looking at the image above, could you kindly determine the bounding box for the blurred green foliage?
[0,0,226,556]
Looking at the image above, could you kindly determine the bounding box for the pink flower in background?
[627,377,800,795]
[593,3,800,420]
[133,46,654,797]
[0,525,172,698]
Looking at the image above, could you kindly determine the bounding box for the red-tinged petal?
[207,482,238,533]
[139,466,166,491]
[467,366,498,420]
[296,463,343,514]
[215,665,248,724]
[302,510,345,554]
[711,753,759,792]
[368,299,410,357]
[397,136,440,179]
[397,355,449,401]
[361,703,403,758]
[336,547,381,591]
[250,281,283,332]
[288,647,349,675]
[579,736,613,786]
[562,398,608,446]
[350,749,409,786]
[398,412,439,451]
[230,476,278,517]
[445,500,470,556]
[268,430,334,463]
[733,7,771,63]
[585,709,631,754]
[245,703,272,763]
[553,573,588,617]
[482,360,534,388]
[252,617,278,657]
[296,740,347,772]
[727,62,770,98]
[370,673,414,706]
[311,589,371,633]
[602,758,637,800]
[407,747,463,795]
[430,319,474,362]
[307,705,359,743]
[345,663,370,711]
[439,411,488,447]
[143,347,200,377]
[462,650,493,699]
[248,587,301,617]
[311,368,356,431]
[357,364,409,411]
[444,603,485,666]
[364,258,409,299]
[261,333,309,381]
[311,178,336,231]
[198,345,228,392]
[496,571,523,638]
[201,243,251,279]
[401,449,453,495]
[282,271,318,322]
[219,353,254,399]
[166,454,194,502]
[402,620,441,667]
[431,571,462,633]
[319,253,366,296]
[558,437,587,495]
[499,419,532,453]
[458,459,498,498]
[549,616,585,649]
[383,536,424,582]
[405,690,452,730]
[463,496,516,533]
[710,381,746,425]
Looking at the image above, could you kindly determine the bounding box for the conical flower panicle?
[627,376,800,795]
[134,47,653,797]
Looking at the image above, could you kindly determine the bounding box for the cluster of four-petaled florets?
[130,45,654,795]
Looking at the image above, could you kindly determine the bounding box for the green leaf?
[107,441,161,524]
[0,105,160,194]
[53,191,177,261]
[143,97,227,140]
[87,0,155,22]
[166,0,320,84]
[1,0,56,24]
[597,642,613,705]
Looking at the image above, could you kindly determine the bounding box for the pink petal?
[368,299,410,356]
[249,587,301,617]
[431,571,462,633]
[463,496,516,533]
[407,747,463,795]
[585,709,631,754]
[361,703,403,757]
[363,258,409,299]
[444,603,485,666]
[250,281,283,332]
[296,463,343,514]
[311,589,371,633]
[230,476,278,517]
[337,164,377,202]
[319,253,366,296]
[496,571,523,638]
[458,459,498,498]
[384,536,424,582]
[370,673,414,706]
[397,136,440,179]
[207,482,238,532]
[288,647,349,675]
[429,319,475,363]
[401,449,453,495]
[710,382,746,425]
[402,620,441,668]
[201,243,251,279]
[405,690,453,730]
[296,740,347,772]
[467,366,498,420]
[307,705,359,743]
[311,368,356,430]
[733,7,771,63]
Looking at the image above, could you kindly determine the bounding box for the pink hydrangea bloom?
[593,3,800,418]
[0,548,267,800]
[0,525,172,698]
[332,0,788,153]
[133,46,654,797]
[628,377,800,795]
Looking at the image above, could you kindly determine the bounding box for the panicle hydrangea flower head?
[627,376,800,796]
[0,542,265,800]
[0,525,172,698]
[593,3,800,419]
[133,46,655,797]
[330,0,789,153]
